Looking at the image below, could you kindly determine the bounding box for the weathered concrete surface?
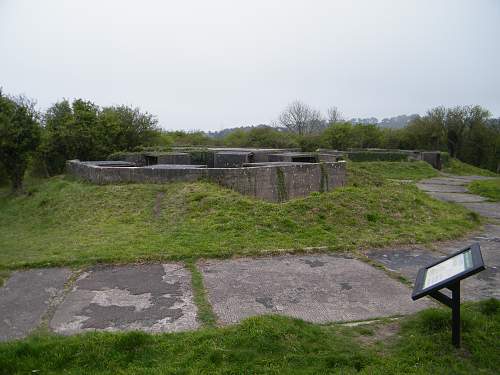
[365,224,500,301]
[419,177,475,186]
[0,268,71,341]
[416,183,468,193]
[199,254,431,325]
[66,159,347,202]
[426,191,487,203]
[462,202,500,220]
[50,264,198,335]
[418,175,499,220]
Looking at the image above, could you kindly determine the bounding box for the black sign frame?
[411,243,485,348]
[412,243,485,300]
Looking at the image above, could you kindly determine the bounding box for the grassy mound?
[0,300,498,374]
[0,162,479,269]
[443,158,498,177]
[468,179,500,201]
[349,161,439,181]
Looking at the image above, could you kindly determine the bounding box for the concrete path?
[366,174,500,302]
[50,264,198,335]
[0,268,71,341]
[418,175,500,219]
[365,224,500,301]
[199,254,430,325]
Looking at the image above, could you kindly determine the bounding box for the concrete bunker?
[67,148,347,202]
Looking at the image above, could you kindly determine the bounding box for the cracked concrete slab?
[365,225,500,301]
[0,268,72,341]
[50,264,198,335]
[199,254,431,325]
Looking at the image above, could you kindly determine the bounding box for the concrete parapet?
[66,160,347,202]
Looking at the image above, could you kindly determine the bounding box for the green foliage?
[468,179,500,201]
[443,158,498,177]
[223,127,299,149]
[347,151,409,162]
[0,300,498,374]
[0,167,478,269]
[162,130,215,147]
[349,161,439,181]
[40,100,160,175]
[0,163,8,186]
[0,92,41,192]
[185,260,217,328]
[322,122,383,150]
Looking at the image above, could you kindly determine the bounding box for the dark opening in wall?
[145,155,158,166]
[292,156,317,163]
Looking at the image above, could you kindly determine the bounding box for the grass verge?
[0,164,481,269]
[443,158,498,177]
[186,260,217,328]
[468,179,500,202]
[0,299,498,374]
[350,161,439,181]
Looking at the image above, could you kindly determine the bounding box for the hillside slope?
[0,162,479,269]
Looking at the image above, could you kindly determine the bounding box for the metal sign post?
[412,243,485,348]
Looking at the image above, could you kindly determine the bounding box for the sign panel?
[423,249,473,289]
[412,243,485,300]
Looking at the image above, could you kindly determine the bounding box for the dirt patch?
[357,321,401,345]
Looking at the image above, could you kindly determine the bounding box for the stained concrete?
[50,264,198,334]
[0,268,72,341]
[199,254,431,325]
[365,224,500,301]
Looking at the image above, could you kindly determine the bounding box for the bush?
[347,152,409,162]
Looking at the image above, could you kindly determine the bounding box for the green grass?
[0,167,480,269]
[186,260,217,328]
[443,158,498,177]
[350,161,439,181]
[0,299,498,374]
[468,179,500,201]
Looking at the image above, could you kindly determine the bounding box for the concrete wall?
[157,153,191,165]
[214,152,253,168]
[67,160,347,202]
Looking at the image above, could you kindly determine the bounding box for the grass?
[0,299,498,374]
[350,161,439,181]
[468,179,500,202]
[186,260,217,328]
[0,163,480,269]
[0,164,480,269]
[443,158,498,177]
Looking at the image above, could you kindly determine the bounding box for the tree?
[322,122,356,150]
[326,106,344,124]
[40,99,161,175]
[0,91,41,193]
[276,100,325,135]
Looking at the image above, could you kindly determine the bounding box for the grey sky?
[1,0,499,131]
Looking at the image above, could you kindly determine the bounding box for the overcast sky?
[1,0,499,131]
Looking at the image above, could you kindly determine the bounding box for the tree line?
[1,92,498,193]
